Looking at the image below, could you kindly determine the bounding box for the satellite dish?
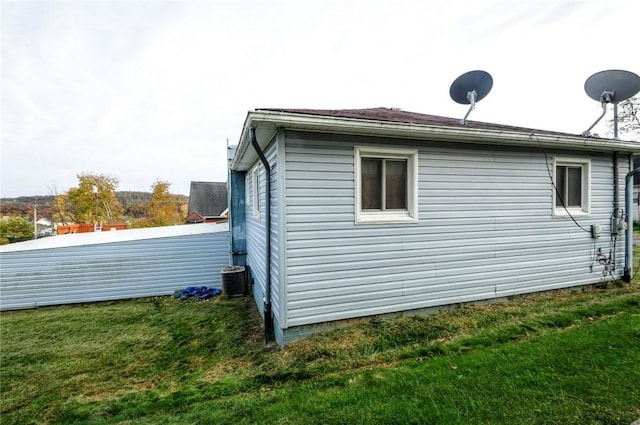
[450,70,493,125]
[585,69,640,103]
[582,69,640,137]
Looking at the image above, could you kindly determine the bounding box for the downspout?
[250,128,274,342]
[613,152,619,276]
[613,152,619,215]
[623,164,640,282]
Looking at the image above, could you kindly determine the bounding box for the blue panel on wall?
[228,145,247,266]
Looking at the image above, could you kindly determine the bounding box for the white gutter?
[231,111,640,171]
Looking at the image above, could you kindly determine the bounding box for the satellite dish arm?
[460,90,477,125]
[582,101,608,137]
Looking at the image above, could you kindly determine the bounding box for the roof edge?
[231,109,640,171]
[0,223,228,253]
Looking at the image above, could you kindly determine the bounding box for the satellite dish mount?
[461,90,478,124]
[582,92,614,138]
[582,70,640,138]
[450,70,493,125]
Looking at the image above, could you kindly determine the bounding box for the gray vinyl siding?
[246,163,266,314]
[269,140,281,325]
[283,131,627,327]
[0,224,229,311]
[245,139,280,323]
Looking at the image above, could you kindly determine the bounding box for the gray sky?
[1,0,638,198]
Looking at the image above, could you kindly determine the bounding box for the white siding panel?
[283,131,628,328]
[286,179,353,189]
[287,171,353,181]
[245,139,281,323]
[246,161,266,313]
[268,141,280,324]
[0,225,229,311]
[287,188,353,198]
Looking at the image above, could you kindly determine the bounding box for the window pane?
[567,166,582,207]
[254,172,260,213]
[385,159,407,209]
[362,158,382,210]
[556,166,566,207]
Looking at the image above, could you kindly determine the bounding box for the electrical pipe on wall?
[623,165,640,282]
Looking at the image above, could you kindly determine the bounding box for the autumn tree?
[48,185,70,224]
[65,173,123,223]
[134,180,184,227]
[0,216,34,244]
[54,194,69,224]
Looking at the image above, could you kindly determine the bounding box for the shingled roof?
[188,181,227,217]
[231,107,640,172]
[257,107,581,138]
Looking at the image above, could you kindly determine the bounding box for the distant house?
[36,218,55,237]
[186,181,228,223]
[228,107,640,346]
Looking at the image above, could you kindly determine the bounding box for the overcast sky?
[1,0,638,198]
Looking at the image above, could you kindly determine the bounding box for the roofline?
[231,110,640,171]
[0,223,228,253]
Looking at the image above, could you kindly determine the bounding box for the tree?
[135,180,184,227]
[65,173,123,223]
[0,216,34,244]
[48,184,69,225]
[54,194,70,224]
[607,95,640,140]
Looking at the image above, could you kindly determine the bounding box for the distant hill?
[0,191,189,220]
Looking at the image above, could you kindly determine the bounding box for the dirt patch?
[74,381,158,403]
[199,358,251,383]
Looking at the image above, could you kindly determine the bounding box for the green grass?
[1,284,639,424]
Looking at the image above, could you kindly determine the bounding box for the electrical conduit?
[623,165,640,282]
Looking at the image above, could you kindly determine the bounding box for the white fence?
[0,223,229,311]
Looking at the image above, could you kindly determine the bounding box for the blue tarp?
[174,286,221,300]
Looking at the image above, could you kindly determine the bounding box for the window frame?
[252,167,261,219]
[552,157,591,217]
[354,146,418,224]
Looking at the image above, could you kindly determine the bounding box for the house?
[36,218,56,237]
[186,181,228,223]
[227,107,640,346]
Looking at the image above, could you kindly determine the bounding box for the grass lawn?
[1,283,639,424]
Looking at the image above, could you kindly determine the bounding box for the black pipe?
[250,128,273,343]
[623,165,640,282]
[614,151,619,216]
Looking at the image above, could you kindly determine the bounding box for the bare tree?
[606,95,640,140]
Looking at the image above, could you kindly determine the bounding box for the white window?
[252,168,261,218]
[355,146,418,224]
[553,157,590,216]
